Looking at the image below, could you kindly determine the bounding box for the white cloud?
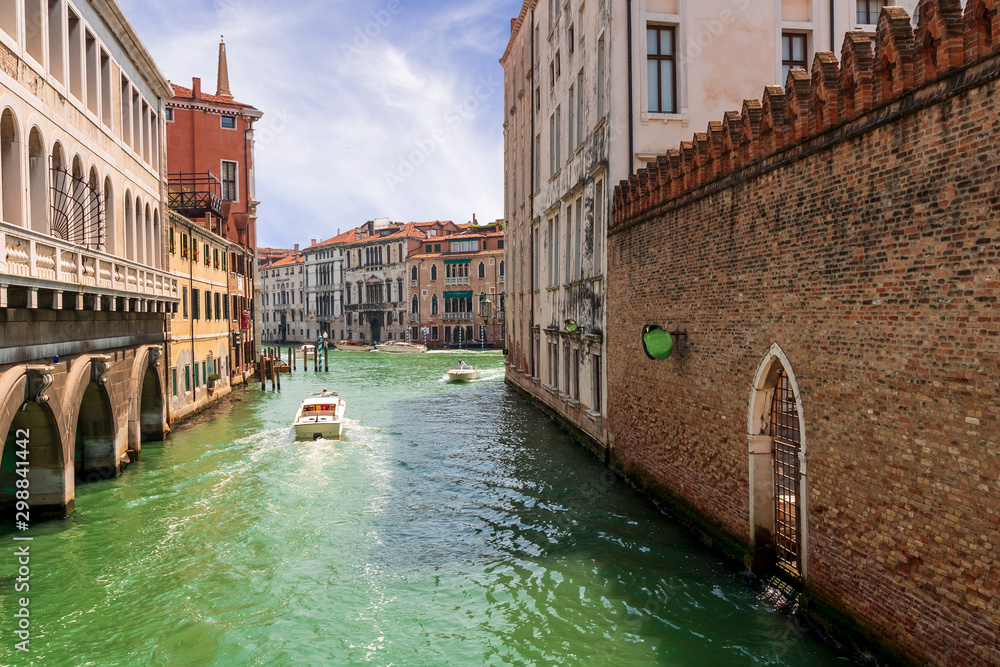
[118,0,523,247]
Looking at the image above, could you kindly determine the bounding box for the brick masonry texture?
[607,2,999,665]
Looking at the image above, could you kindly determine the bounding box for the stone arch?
[0,367,72,521]
[27,126,47,233]
[88,165,100,250]
[127,346,165,455]
[0,107,23,225]
[63,355,123,482]
[747,343,809,579]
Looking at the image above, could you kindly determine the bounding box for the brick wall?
[607,2,1000,665]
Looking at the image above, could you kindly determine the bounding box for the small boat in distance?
[446,362,481,382]
[299,344,316,356]
[375,341,427,354]
[294,391,346,440]
[335,340,374,352]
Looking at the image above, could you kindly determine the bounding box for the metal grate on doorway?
[770,369,801,573]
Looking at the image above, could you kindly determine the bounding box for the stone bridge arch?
[0,366,72,521]
[127,346,166,456]
[62,355,122,482]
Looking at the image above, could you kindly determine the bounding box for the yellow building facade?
[166,211,235,423]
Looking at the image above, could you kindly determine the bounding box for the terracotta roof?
[407,249,505,260]
[266,253,303,268]
[306,226,365,250]
[170,83,259,111]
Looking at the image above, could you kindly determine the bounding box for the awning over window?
[443,259,470,265]
[444,291,472,299]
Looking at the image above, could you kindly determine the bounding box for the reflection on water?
[0,350,849,665]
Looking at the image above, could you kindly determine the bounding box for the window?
[576,70,585,146]
[411,296,418,314]
[574,195,582,281]
[169,227,176,254]
[430,265,438,281]
[185,366,191,393]
[568,84,575,149]
[555,106,561,166]
[222,160,238,201]
[47,0,65,83]
[597,35,606,119]
[534,134,541,188]
[194,362,199,389]
[568,24,574,53]
[594,180,604,275]
[221,115,236,129]
[182,287,188,319]
[191,288,200,319]
[857,0,886,25]
[85,31,98,116]
[215,292,221,321]
[434,244,441,253]
[431,294,439,315]
[555,51,560,79]
[204,243,210,266]
[223,294,229,320]
[165,108,174,122]
[425,244,432,253]
[172,369,177,396]
[68,10,83,99]
[478,261,486,279]
[781,33,809,84]
[647,26,677,114]
[181,233,189,258]
[205,290,212,320]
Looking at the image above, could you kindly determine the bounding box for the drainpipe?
[829,0,835,53]
[627,0,635,176]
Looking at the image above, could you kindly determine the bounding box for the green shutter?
[443,291,473,299]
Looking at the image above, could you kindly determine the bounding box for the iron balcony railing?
[443,312,473,321]
[445,276,470,285]
[168,172,225,219]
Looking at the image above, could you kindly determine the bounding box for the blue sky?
[118,0,522,248]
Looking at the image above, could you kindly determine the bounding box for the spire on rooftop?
[217,36,233,100]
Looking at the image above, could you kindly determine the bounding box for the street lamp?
[641,325,687,360]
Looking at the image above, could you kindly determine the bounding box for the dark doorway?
[371,317,382,344]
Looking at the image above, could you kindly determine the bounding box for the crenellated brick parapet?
[612,0,1000,227]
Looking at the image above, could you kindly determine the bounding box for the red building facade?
[165,40,263,381]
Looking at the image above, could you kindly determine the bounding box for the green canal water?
[1,351,852,666]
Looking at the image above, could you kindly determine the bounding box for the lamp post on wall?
[641,324,687,360]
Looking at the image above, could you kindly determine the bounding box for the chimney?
[192,77,202,100]
[510,18,516,31]
[311,238,317,246]
[473,213,477,225]
[294,243,299,252]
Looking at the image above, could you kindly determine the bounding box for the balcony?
[445,276,470,286]
[168,172,225,219]
[1,222,180,308]
[443,312,473,321]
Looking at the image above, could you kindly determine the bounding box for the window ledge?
[546,286,559,292]
[549,168,561,181]
[642,112,686,123]
[563,396,581,408]
[586,410,603,424]
[543,383,559,395]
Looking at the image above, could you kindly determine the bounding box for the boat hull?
[294,419,343,440]
[376,343,427,353]
[335,344,374,352]
[447,369,481,381]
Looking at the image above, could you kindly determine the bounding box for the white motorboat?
[293,392,346,440]
[375,341,427,354]
[446,365,481,382]
[335,340,374,352]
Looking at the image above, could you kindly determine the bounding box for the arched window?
[430,264,438,281]
[499,260,505,277]
[88,167,101,250]
[103,177,115,255]
[28,128,47,233]
[478,261,486,279]
[152,210,160,268]
[411,296,418,314]
[124,192,133,260]
[134,196,144,264]
[431,294,438,315]
[385,279,393,303]
[1,109,23,226]
[411,265,417,282]
[144,202,153,267]
[397,278,403,299]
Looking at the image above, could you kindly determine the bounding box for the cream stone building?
[259,248,305,345]
[501,0,921,454]
[0,1,178,520]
